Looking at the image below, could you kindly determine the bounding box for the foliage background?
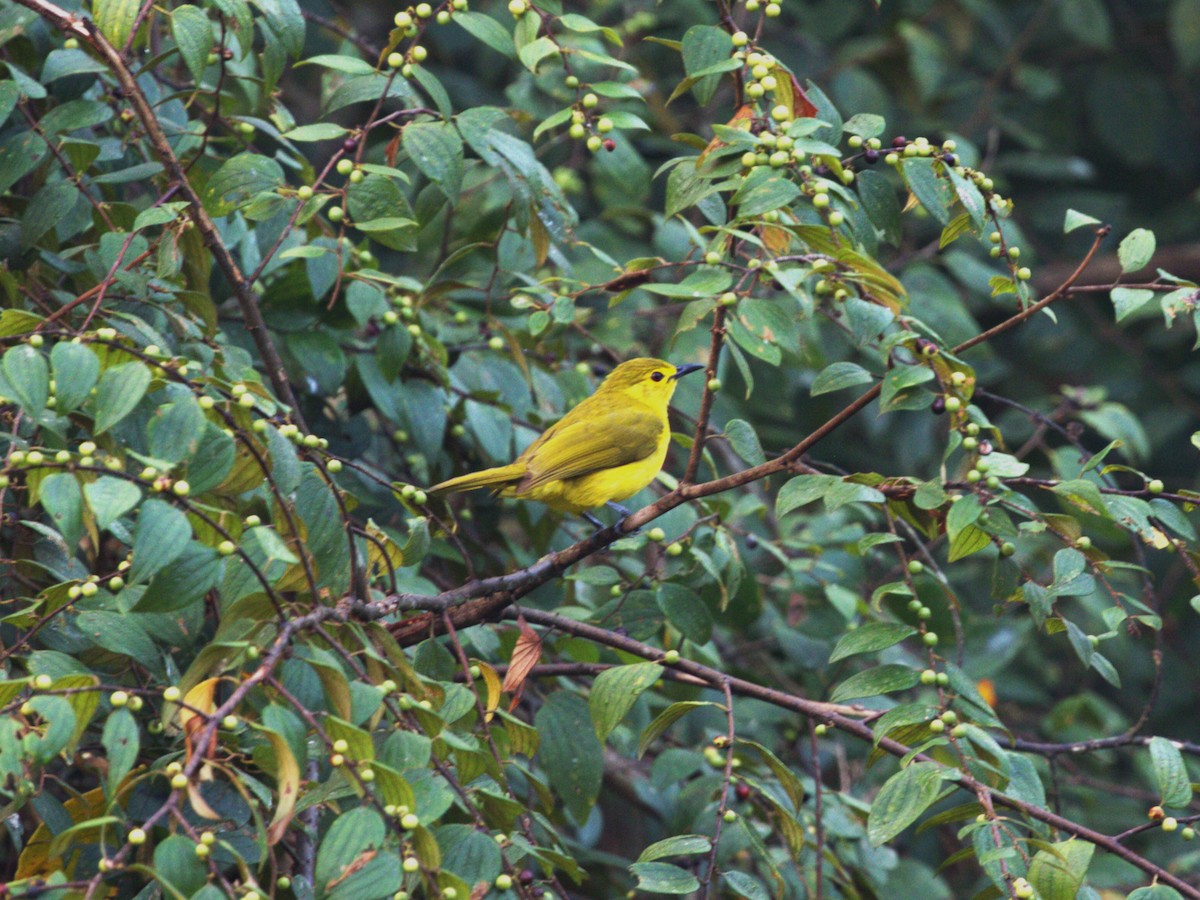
[2,0,1200,898]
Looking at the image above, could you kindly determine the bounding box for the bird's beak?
[671,363,705,380]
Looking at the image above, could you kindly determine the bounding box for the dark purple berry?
[519,869,535,885]
[942,153,957,166]
[931,396,946,415]
[342,138,358,152]
[892,136,907,148]
[864,149,879,164]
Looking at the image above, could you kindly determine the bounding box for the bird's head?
[597,358,704,407]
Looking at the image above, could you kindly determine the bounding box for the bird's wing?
[519,408,663,491]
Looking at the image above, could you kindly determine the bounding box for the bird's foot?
[605,502,640,534]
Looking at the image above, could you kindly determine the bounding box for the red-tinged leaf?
[503,615,542,709]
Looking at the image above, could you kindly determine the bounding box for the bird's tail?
[428,463,525,496]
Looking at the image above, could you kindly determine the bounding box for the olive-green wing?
[519,408,663,491]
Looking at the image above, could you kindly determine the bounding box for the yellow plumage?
[429,358,702,514]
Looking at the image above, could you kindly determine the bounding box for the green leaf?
[1118,227,1156,273]
[867,761,945,845]
[724,418,765,466]
[946,494,983,542]
[776,474,838,517]
[39,473,84,548]
[153,835,209,897]
[1111,287,1156,322]
[636,834,711,863]
[147,396,205,464]
[681,25,732,105]
[1128,887,1186,900]
[454,11,516,58]
[281,123,349,141]
[3,344,49,417]
[1149,736,1193,808]
[171,5,213,83]
[49,343,99,414]
[346,175,417,251]
[1027,839,1094,900]
[93,0,141,49]
[93,362,151,434]
[900,158,955,225]
[948,525,990,562]
[828,623,916,663]
[254,0,305,57]
[642,269,732,299]
[537,692,603,822]
[84,477,142,532]
[831,664,920,702]
[858,169,902,245]
[733,168,802,217]
[812,361,874,396]
[590,662,662,741]
[880,363,934,411]
[656,583,713,644]
[1056,0,1112,48]
[1170,0,1200,68]
[722,871,771,900]
[737,738,806,811]
[75,610,158,663]
[518,35,559,72]
[204,154,285,216]
[559,13,622,45]
[844,113,886,138]
[301,53,375,75]
[138,543,220,612]
[1064,208,1101,233]
[439,824,502,885]
[314,807,385,892]
[0,80,18,127]
[101,707,139,799]
[638,701,721,757]
[403,121,463,199]
[628,862,701,895]
[130,499,192,584]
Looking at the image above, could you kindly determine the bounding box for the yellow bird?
[429,358,703,518]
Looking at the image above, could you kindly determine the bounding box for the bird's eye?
[650,371,665,382]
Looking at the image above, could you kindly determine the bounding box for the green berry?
[1148,479,1164,494]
